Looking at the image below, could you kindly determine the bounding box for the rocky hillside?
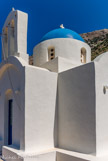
[80,29,108,60]
[29,29,108,64]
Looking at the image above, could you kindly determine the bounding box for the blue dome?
[41,28,84,42]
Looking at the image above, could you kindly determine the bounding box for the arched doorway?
[8,99,13,145]
[4,89,13,146]
[0,61,24,150]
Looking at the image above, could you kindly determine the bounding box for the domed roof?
[41,27,84,42]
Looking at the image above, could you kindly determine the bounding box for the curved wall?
[33,38,91,67]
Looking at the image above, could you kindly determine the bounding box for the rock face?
[80,29,108,60]
[29,29,108,64]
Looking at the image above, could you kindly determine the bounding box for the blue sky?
[0,0,108,58]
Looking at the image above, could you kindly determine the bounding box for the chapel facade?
[0,9,108,161]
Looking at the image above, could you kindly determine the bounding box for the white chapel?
[0,9,108,161]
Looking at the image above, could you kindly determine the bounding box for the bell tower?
[2,8,28,62]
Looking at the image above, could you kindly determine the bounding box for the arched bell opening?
[81,47,86,63]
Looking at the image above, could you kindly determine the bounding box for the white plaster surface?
[94,52,108,156]
[0,56,25,151]
[1,8,108,161]
[2,10,28,62]
[41,56,79,73]
[33,38,91,67]
[2,146,108,161]
[2,146,56,161]
[24,66,57,152]
[57,62,96,154]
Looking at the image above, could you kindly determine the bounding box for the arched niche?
[81,47,86,63]
[9,19,15,56]
[2,27,8,59]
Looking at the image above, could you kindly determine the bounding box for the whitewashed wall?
[33,38,91,67]
[94,52,108,156]
[24,66,57,152]
[57,62,96,154]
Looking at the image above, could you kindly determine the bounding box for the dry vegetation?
[80,29,108,60]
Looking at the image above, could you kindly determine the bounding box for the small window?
[81,47,86,63]
[48,47,55,61]
[51,49,54,52]
[51,53,53,56]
